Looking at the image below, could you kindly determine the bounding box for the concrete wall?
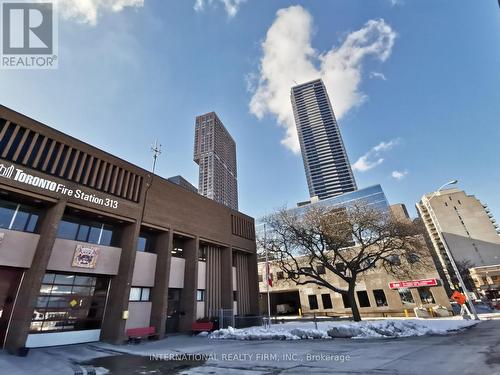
[198,261,206,289]
[443,233,500,267]
[125,302,152,330]
[0,229,39,268]
[260,262,451,317]
[232,266,237,291]
[131,252,157,287]
[196,302,205,319]
[169,257,185,288]
[47,238,121,275]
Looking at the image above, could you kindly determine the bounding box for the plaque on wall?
[72,245,100,269]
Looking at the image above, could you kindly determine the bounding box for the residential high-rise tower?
[416,188,500,290]
[291,79,357,200]
[194,112,238,210]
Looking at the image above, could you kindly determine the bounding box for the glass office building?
[257,185,389,231]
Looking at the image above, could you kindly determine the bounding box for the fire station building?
[0,105,258,353]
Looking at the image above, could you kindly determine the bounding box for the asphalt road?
[174,319,500,374]
[1,320,499,375]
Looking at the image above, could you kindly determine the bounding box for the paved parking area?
[0,320,498,374]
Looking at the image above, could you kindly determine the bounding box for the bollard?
[404,309,409,318]
[298,308,302,318]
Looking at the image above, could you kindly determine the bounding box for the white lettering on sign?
[389,278,438,289]
[0,163,119,209]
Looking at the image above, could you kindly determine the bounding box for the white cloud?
[370,71,387,80]
[47,0,144,25]
[388,0,404,6]
[248,6,396,153]
[352,139,400,172]
[391,170,408,180]
[194,0,247,17]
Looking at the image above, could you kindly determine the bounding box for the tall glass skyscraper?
[291,79,357,200]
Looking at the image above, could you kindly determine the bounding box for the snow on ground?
[209,318,479,340]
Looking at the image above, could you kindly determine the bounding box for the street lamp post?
[425,180,479,320]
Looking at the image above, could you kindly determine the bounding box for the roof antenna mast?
[151,139,162,174]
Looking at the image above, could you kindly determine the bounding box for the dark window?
[137,237,147,252]
[399,288,415,306]
[342,294,351,308]
[357,291,370,307]
[0,123,15,150]
[198,247,207,261]
[321,294,333,309]
[308,295,319,310]
[418,287,435,304]
[335,263,346,272]
[196,289,205,302]
[171,247,184,257]
[233,291,237,301]
[30,272,109,333]
[373,289,388,307]
[0,199,40,233]
[171,239,184,258]
[6,127,26,160]
[258,274,263,282]
[388,254,401,266]
[129,287,151,302]
[54,145,70,175]
[46,142,61,170]
[27,135,44,167]
[37,139,53,168]
[56,215,117,246]
[137,232,155,253]
[57,220,79,241]
[458,200,462,205]
[407,253,420,264]
[277,271,284,280]
[16,130,34,163]
[316,265,326,275]
[72,153,85,179]
[63,149,77,178]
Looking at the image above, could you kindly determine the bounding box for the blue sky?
[0,0,499,221]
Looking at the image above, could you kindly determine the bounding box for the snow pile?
[209,325,329,340]
[209,319,479,340]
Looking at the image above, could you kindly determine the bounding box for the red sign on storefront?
[389,278,438,289]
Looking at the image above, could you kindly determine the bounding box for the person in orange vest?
[451,291,470,319]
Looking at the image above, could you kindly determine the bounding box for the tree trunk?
[347,283,361,322]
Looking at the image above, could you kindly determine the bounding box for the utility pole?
[151,139,162,174]
[264,223,272,329]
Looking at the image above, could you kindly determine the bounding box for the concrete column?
[100,220,141,344]
[247,252,260,315]
[5,199,66,354]
[178,236,199,332]
[149,230,173,339]
[220,246,233,309]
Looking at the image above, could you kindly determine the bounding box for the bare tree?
[259,203,430,321]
